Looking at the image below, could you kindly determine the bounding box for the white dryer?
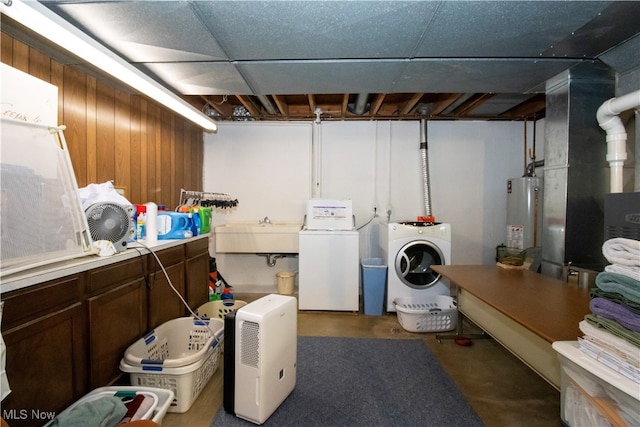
[380,222,451,312]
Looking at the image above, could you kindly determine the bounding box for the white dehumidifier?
[223,294,297,425]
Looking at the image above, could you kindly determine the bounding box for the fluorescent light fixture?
[1,0,217,132]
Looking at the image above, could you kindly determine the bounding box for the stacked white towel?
[602,237,640,282]
[578,237,640,384]
[568,237,640,425]
[605,264,640,282]
[602,237,640,268]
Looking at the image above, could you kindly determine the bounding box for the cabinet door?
[87,279,147,388]
[2,303,86,427]
[185,238,210,312]
[147,262,186,329]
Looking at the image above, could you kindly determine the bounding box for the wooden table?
[432,265,591,389]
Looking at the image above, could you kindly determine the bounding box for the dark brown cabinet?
[185,237,210,313]
[87,257,148,388]
[0,236,210,427]
[147,245,185,329]
[1,276,87,427]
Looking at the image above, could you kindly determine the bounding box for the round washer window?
[395,240,444,289]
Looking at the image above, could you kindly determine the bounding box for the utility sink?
[215,221,302,253]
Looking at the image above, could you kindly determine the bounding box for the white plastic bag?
[78,181,132,210]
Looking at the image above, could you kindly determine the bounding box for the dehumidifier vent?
[85,202,130,252]
[240,320,260,368]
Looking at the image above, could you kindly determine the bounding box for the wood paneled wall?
[1,32,205,209]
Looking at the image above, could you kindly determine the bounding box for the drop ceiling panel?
[46,2,229,62]
[414,1,612,58]
[396,59,581,93]
[238,60,406,94]
[542,2,640,59]
[140,62,252,95]
[193,1,440,60]
[599,34,640,74]
[469,94,537,116]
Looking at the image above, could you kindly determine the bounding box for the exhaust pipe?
[419,119,435,223]
[596,89,640,193]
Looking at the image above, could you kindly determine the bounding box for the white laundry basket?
[120,344,220,413]
[47,386,173,426]
[123,317,222,368]
[196,300,247,319]
[120,317,224,413]
[393,296,457,333]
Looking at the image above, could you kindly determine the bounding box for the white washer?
[298,229,359,311]
[380,222,452,312]
[298,200,360,311]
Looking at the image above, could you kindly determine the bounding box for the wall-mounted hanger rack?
[177,188,239,210]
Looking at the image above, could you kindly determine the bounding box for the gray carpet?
[212,336,482,426]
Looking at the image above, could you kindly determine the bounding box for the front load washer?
[381,222,451,312]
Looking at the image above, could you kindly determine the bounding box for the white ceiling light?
[0,0,217,132]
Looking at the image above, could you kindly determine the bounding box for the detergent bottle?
[157,211,193,239]
[178,206,199,236]
[192,209,202,236]
[197,207,212,234]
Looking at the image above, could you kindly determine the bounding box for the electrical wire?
[356,212,377,231]
[133,241,223,344]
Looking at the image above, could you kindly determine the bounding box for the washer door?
[395,240,444,289]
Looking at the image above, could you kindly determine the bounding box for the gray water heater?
[506,177,543,249]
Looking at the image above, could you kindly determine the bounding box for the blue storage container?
[361,258,387,315]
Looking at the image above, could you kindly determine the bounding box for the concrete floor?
[163,293,561,427]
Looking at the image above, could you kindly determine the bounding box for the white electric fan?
[85,202,130,252]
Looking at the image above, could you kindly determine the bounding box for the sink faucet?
[260,216,271,225]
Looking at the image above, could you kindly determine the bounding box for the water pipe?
[257,253,289,267]
[596,89,640,193]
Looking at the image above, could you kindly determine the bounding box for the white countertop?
[0,234,210,294]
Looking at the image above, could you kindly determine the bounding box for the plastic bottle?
[186,207,198,237]
[145,202,158,245]
[136,212,145,240]
[221,287,234,306]
[135,205,147,240]
[192,208,202,236]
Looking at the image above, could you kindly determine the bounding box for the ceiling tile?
[140,62,251,95]
[395,58,581,93]
[238,60,406,94]
[599,34,640,75]
[47,2,229,62]
[192,1,440,60]
[469,94,537,116]
[414,1,612,58]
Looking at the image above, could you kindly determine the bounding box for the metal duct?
[541,63,615,278]
[257,95,277,115]
[596,89,640,193]
[348,93,369,115]
[420,119,434,222]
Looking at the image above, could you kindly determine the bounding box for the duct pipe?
[349,93,369,115]
[596,89,640,193]
[420,119,434,222]
[257,95,277,115]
